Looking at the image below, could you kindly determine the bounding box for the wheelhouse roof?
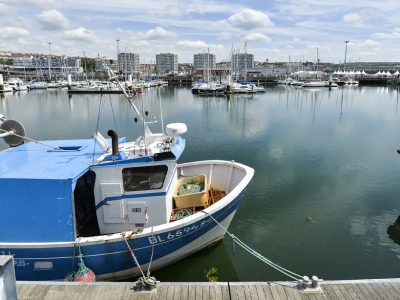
[0,138,124,180]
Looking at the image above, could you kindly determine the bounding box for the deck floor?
[17,279,400,299]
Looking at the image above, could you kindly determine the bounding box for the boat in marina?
[7,78,28,92]
[0,75,13,93]
[27,81,48,90]
[0,77,254,281]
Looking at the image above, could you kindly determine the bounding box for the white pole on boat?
[67,74,72,87]
[0,74,3,85]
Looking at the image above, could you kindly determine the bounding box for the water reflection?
[2,86,400,280]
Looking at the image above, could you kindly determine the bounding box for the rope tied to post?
[122,232,158,290]
[201,211,321,288]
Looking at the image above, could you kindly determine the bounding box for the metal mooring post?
[0,255,17,300]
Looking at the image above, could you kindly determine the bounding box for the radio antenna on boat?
[101,60,152,137]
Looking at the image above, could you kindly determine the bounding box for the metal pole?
[116,39,120,73]
[344,41,349,73]
[48,42,52,81]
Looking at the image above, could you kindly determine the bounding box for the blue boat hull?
[1,192,244,281]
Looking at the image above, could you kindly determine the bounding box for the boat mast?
[316,47,319,81]
[48,42,52,82]
[244,41,247,82]
[344,40,349,74]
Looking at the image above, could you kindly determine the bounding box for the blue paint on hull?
[1,192,244,281]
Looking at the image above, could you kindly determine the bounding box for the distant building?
[95,58,117,72]
[156,53,178,74]
[193,53,216,72]
[5,54,82,78]
[232,53,254,75]
[118,53,140,74]
[140,63,156,75]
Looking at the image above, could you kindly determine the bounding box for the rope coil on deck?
[201,211,320,286]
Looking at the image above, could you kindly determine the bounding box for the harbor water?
[1,85,400,282]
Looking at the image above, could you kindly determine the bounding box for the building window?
[123,165,168,191]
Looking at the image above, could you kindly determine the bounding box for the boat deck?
[17,278,400,299]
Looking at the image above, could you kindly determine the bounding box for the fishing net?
[178,179,204,195]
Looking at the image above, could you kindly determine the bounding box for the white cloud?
[371,28,400,39]
[0,27,29,38]
[143,27,175,40]
[228,8,274,30]
[176,40,223,49]
[355,39,380,49]
[343,12,364,27]
[64,27,98,43]
[37,10,70,30]
[218,32,232,40]
[243,33,271,43]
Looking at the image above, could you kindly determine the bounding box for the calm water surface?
[1,85,400,281]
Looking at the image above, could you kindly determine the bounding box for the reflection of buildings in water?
[200,92,269,139]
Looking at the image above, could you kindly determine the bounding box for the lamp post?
[116,38,120,73]
[48,42,52,81]
[344,41,349,73]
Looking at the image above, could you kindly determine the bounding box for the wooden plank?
[275,284,289,300]
[229,284,239,300]
[221,283,230,300]
[166,285,175,300]
[255,285,267,300]
[351,283,371,299]
[283,285,303,300]
[243,285,253,300]
[270,284,282,300]
[387,282,400,297]
[154,285,168,300]
[236,284,246,300]
[202,285,210,300]
[195,285,202,300]
[262,283,274,300]
[18,284,39,299]
[177,285,188,300]
[341,284,361,300]
[188,284,196,300]
[208,285,217,300]
[321,284,339,300]
[334,284,354,300]
[358,283,380,299]
[378,282,398,299]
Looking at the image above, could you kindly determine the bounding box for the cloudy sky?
[1,0,400,63]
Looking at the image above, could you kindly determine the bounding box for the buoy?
[73,254,96,282]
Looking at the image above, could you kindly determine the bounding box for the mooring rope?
[0,128,61,150]
[201,211,305,282]
[122,233,158,289]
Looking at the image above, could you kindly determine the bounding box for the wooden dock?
[16,278,400,299]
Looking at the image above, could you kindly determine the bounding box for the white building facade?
[118,53,140,74]
[193,53,216,72]
[156,53,178,74]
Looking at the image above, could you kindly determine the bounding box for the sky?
[1,0,400,63]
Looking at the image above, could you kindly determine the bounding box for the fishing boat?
[0,76,254,281]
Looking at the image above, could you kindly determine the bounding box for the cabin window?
[123,165,168,191]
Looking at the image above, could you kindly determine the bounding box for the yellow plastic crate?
[173,175,209,208]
